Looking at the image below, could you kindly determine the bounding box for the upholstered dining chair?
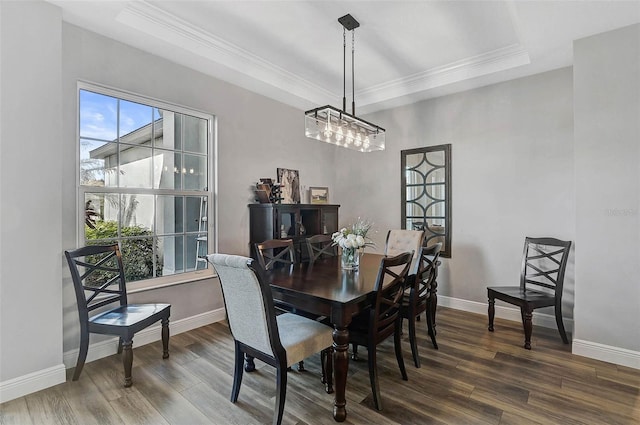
[401,242,442,367]
[255,238,296,270]
[305,234,337,263]
[487,237,572,349]
[207,253,334,425]
[349,251,414,411]
[384,229,425,273]
[64,244,170,387]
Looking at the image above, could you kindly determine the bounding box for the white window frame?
[76,81,217,291]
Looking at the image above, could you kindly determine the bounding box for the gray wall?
[573,24,640,354]
[337,68,575,315]
[1,0,64,383]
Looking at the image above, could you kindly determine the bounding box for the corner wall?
[573,24,640,368]
[0,1,65,399]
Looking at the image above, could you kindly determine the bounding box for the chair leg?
[321,347,334,393]
[408,312,421,368]
[325,347,333,394]
[245,354,256,372]
[121,340,134,387]
[231,342,244,403]
[161,317,170,359]
[488,298,495,331]
[274,360,288,425]
[521,308,533,350]
[425,305,439,350]
[367,346,382,411]
[555,303,569,344]
[73,329,89,381]
[430,283,438,335]
[394,320,408,381]
[351,343,359,361]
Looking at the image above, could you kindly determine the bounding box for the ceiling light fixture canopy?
[305,14,385,152]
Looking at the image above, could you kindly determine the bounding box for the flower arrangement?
[331,218,374,269]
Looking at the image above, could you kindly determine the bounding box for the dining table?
[266,252,386,422]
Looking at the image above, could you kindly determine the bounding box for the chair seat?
[276,313,334,367]
[89,304,170,331]
[488,286,555,307]
[401,291,430,303]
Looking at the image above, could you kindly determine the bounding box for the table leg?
[332,326,349,422]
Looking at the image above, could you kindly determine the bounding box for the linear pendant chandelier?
[304,14,386,152]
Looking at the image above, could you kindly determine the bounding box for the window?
[78,82,215,285]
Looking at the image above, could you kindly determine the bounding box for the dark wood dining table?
[267,252,386,422]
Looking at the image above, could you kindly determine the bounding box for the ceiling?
[48,0,640,114]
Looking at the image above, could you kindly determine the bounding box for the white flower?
[331,218,375,250]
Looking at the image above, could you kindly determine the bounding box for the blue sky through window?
[79,90,160,160]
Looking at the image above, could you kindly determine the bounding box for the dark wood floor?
[2,307,639,424]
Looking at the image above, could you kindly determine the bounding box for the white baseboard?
[438,295,574,331]
[63,307,226,368]
[572,339,640,370]
[0,364,66,404]
[0,308,226,404]
[440,295,639,370]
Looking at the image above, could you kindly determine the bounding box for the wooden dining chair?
[384,229,425,274]
[487,237,572,349]
[349,251,414,411]
[207,253,334,425]
[64,244,170,387]
[305,234,337,263]
[255,239,296,270]
[401,243,442,367]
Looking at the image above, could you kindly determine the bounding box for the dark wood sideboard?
[248,203,340,263]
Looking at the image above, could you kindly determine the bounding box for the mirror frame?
[401,144,452,258]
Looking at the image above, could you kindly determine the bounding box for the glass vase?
[341,247,360,270]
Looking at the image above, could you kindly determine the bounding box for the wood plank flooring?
[2,307,639,424]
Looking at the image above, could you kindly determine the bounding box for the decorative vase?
[341,247,360,270]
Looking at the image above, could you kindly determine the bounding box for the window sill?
[127,269,217,294]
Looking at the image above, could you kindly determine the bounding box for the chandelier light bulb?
[346,129,354,145]
[323,120,333,139]
[336,126,344,142]
[354,132,362,147]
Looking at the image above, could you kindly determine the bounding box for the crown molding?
[356,44,531,107]
[116,1,336,106]
[116,1,529,112]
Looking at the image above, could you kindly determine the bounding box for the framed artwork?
[309,186,329,204]
[277,168,301,204]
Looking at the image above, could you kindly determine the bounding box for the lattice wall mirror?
[401,144,452,258]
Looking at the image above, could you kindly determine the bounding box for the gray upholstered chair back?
[207,253,274,357]
[384,229,425,273]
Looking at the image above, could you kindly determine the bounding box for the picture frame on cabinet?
[309,187,329,204]
[277,168,301,204]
